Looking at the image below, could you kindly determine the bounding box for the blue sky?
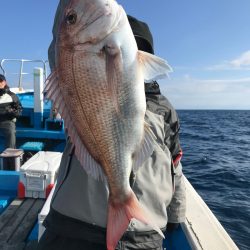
[1,0,250,109]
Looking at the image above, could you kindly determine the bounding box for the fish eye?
[66,11,77,25]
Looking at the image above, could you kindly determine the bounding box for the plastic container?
[0,148,24,171]
[18,151,62,199]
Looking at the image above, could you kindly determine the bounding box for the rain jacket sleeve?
[8,91,22,119]
[0,88,22,121]
[145,82,186,223]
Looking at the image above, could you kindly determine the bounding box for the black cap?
[127,15,154,54]
[0,74,6,82]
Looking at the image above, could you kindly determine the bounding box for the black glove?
[166,222,180,233]
[0,106,13,115]
[5,106,14,114]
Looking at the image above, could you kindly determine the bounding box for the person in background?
[0,74,22,150]
[37,2,186,249]
[127,14,185,232]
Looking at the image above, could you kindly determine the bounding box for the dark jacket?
[145,81,182,165]
[145,82,186,224]
[0,86,22,122]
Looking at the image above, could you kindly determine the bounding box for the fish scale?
[71,52,134,167]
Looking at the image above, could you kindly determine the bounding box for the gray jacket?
[50,110,185,231]
[46,0,186,234]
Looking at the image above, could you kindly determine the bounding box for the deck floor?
[0,198,45,250]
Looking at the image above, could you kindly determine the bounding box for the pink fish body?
[45,0,172,249]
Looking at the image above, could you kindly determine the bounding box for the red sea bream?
[45,0,172,249]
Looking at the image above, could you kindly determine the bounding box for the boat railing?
[0,59,49,90]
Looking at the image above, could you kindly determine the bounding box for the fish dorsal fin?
[132,122,156,172]
[137,50,173,82]
[44,71,106,182]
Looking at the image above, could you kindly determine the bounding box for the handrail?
[0,59,49,90]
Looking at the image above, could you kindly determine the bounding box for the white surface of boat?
[182,176,239,250]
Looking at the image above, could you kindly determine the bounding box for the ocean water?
[178,110,250,250]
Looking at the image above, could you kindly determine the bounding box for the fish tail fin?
[106,191,164,250]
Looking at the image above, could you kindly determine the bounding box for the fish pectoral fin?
[107,191,164,250]
[132,122,156,172]
[138,50,173,82]
[105,44,123,112]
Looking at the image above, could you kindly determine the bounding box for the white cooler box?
[18,151,62,199]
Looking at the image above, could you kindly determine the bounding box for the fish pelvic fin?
[132,122,156,172]
[107,191,164,250]
[138,50,173,82]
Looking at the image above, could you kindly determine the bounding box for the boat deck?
[0,198,45,250]
[0,171,43,250]
[0,170,240,250]
[0,171,191,250]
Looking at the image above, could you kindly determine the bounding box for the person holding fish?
[37,1,186,250]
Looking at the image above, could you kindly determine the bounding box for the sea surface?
[178,110,250,250]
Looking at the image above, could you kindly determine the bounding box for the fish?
[45,0,172,249]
